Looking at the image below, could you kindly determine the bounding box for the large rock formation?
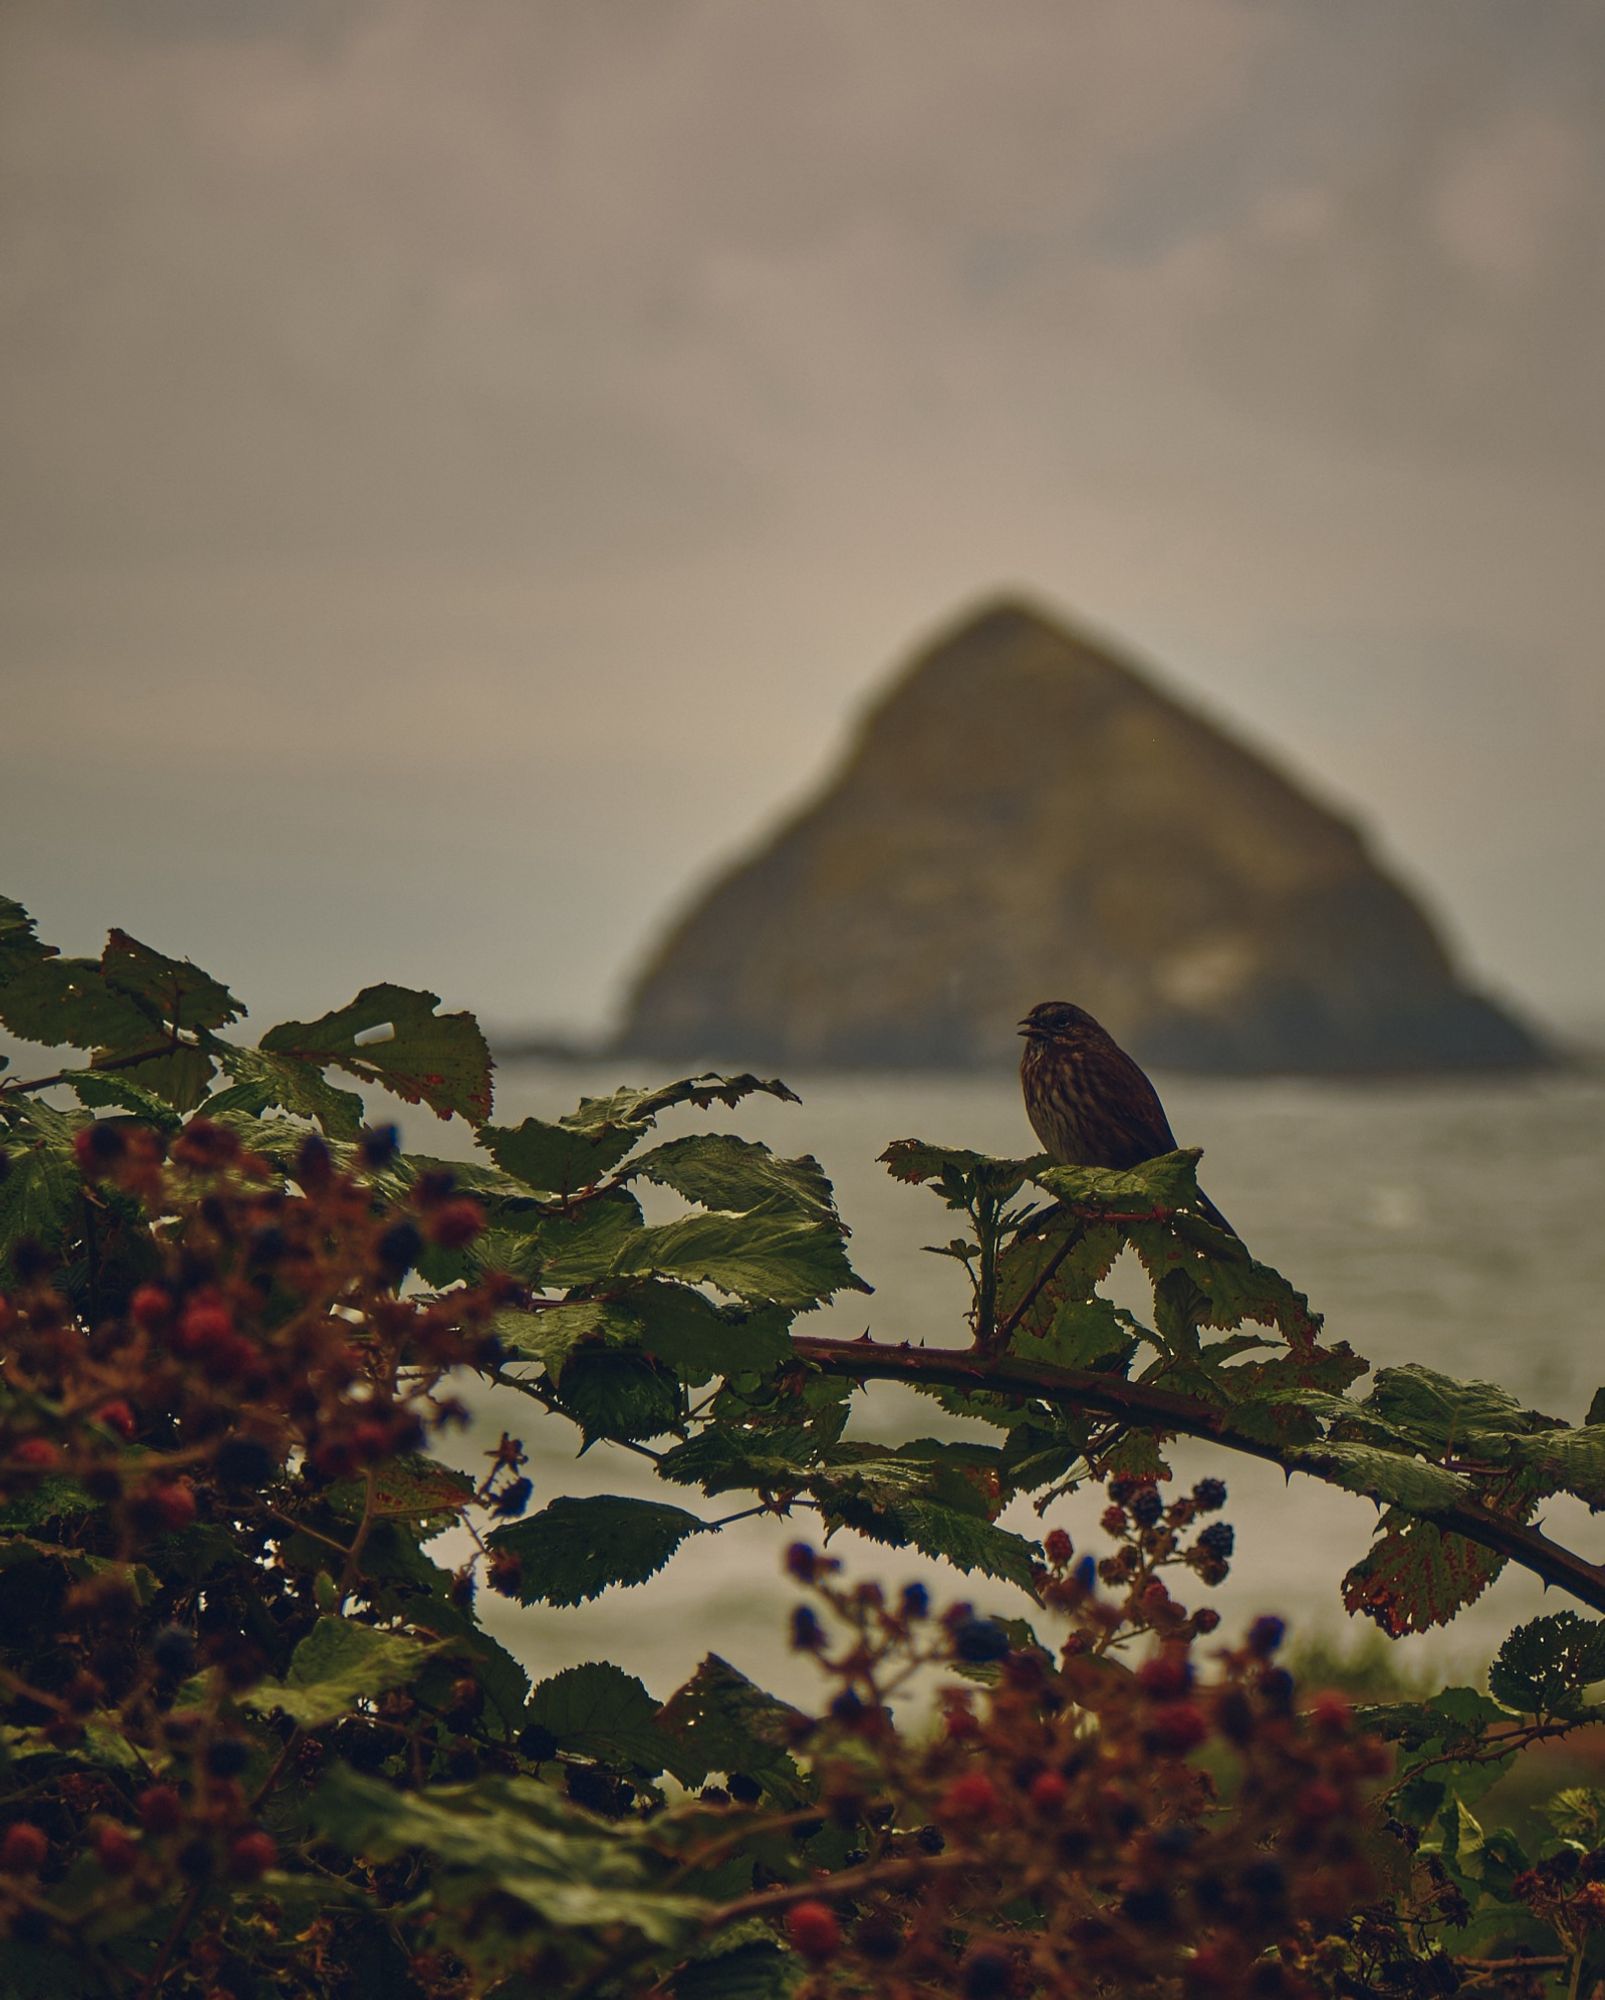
[619,598,1544,1073]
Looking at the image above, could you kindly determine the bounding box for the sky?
[2,0,1602,1043]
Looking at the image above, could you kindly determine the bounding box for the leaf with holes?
[261,983,493,1123]
[101,929,243,1032]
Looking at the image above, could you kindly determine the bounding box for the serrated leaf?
[482,1116,639,1195]
[1513,1427,1605,1507]
[1343,1512,1506,1637]
[622,1284,795,1383]
[610,1200,867,1308]
[1367,1366,1550,1451]
[104,1044,216,1113]
[0,895,50,974]
[245,1617,434,1728]
[565,1074,801,1136]
[1299,1442,1472,1513]
[631,1134,839,1221]
[674,1936,803,2000]
[1037,1150,1207,1215]
[1016,1296,1140,1372]
[313,1765,706,1942]
[60,1072,185,1128]
[1490,1612,1605,1717]
[323,1455,474,1530]
[261,983,493,1124]
[533,1190,645,1285]
[556,1347,682,1443]
[656,1655,809,1805]
[0,1100,85,1269]
[205,1046,366,1137]
[495,1299,627,1370]
[101,928,243,1032]
[527,1661,683,1775]
[487,1496,706,1606]
[0,956,153,1052]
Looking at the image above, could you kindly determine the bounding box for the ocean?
[444,1058,1605,1709]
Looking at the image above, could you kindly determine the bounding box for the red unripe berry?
[1044,1528,1073,1565]
[1295,1780,1345,1822]
[228,1830,277,1881]
[351,1419,393,1463]
[1136,1651,1193,1700]
[130,1285,172,1331]
[150,1480,198,1532]
[175,1301,233,1357]
[93,1821,138,1875]
[785,1900,841,1963]
[95,1400,138,1441]
[0,1823,49,1873]
[1309,1690,1352,1737]
[137,1785,184,1834]
[940,1772,1000,1823]
[428,1198,486,1249]
[1100,1505,1128,1534]
[12,1438,63,1472]
[1147,1702,1210,1754]
[1028,1771,1069,1814]
[944,1706,980,1742]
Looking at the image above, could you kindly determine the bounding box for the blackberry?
[359,1123,401,1167]
[952,1618,1010,1664]
[1197,1522,1235,1559]
[1130,1486,1164,1529]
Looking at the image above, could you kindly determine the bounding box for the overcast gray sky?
[3,0,1601,1041]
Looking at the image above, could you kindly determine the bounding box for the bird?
[1018,1000,1238,1238]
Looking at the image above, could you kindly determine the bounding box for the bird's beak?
[1017,1020,1034,1039]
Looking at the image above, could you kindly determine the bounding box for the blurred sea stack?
[619,598,1548,1075]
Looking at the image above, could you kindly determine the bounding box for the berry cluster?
[767,1496,1390,1997]
[0,1117,526,1974]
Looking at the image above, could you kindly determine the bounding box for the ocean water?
[441,1059,1605,1709]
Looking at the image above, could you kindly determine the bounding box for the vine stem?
[789,1335,1605,1618]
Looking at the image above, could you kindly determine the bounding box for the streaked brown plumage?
[1018,1000,1237,1236]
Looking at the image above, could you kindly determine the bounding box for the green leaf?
[1490,1613,1605,1717]
[261,983,493,1124]
[60,1072,185,1129]
[0,957,152,1052]
[354,1521,530,1736]
[611,1200,868,1308]
[495,1299,628,1370]
[527,1661,683,1775]
[0,1101,85,1267]
[0,1474,93,1535]
[0,895,51,976]
[1037,1150,1207,1215]
[205,1046,366,1138]
[313,1765,707,1943]
[533,1189,645,1285]
[630,1134,839,1221]
[618,1283,795,1382]
[105,1044,217,1113]
[322,1455,474,1532]
[563,1074,801,1136]
[556,1347,682,1443]
[1367,1366,1550,1451]
[1298,1442,1472,1513]
[483,1115,639,1196]
[674,1937,803,2000]
[1513,1427,1605,1507]
[656,1655,809,1805]
[101,928,243,1032]
[1015,1296,1140,1372]
[487,1496,706,1606]
[245,1617,434,1728]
